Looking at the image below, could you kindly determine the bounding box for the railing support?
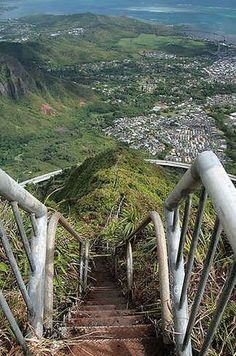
[44,212,86,330]
[126,241,133,293]
[0,291,30,355]
[44,213,58,330]
[115,211,172,335]
[199,261,236,356]
[79,243,84,296]
[28,214,48,337]
[165,209,192,356]
[83,241,90,291]
[0,221,34,315]
[165,151,236,355]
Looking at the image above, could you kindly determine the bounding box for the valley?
[0,11,235,356]
[0,13,236,180]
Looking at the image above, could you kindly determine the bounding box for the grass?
[0,148,235,355]
[0,12,235,355]
[118,34,209,56]
[0,85,116,180]
[0,15,180,180]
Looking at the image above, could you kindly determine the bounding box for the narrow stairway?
[65,256,164,356]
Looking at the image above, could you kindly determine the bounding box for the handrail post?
[28,213,48,337]
[83,241,90,291]
[44,212,59,330]
[44,212,88,328]
[150,212,172,335]
[79,243,84,296]
[126,241,133,297]
[116,212,172,339]
[165,208,192,355]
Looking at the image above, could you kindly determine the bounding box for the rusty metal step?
[68,324,155,339]
[71,309,137,318]
[85,297,126,305]
[69,315,144,327]
[87,291,124,300]
[79,304,127,311]
[66,337,163,356]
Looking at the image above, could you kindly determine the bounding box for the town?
[0,16,235,167]
[104,103,227,162]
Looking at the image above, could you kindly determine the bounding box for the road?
[146,159,236,182]
[20,159,236,186]
[20,169,62,187]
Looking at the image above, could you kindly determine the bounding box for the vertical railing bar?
[79,242,84,296]
[11,202,36,273]
[179,187,208,309]
[127,241,133,294]
[172,207,179,232]
[176,194,192,268]
[0,290,30,354]
[0,221,34,315]
[199,261,236,356]
[30,213,38,236]
[83,241,89,291]
[182,217,222,350]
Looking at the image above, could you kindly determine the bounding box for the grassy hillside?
[43,147,235,355]
[0,147,176,354]
[0,148,234,355]
[0,13,220,180]
[0,82,116,179]
[118,34,209,56]
[42,147,176,240]
[0,14,181,180]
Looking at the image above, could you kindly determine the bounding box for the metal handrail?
[165,151,236,356]
[115,211,172,337]
[0,168,48,342]
[0,169,90,353]
[44,211,90,330]
[1,151,235,355]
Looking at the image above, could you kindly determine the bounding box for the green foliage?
[45,147,176,241]
[118,34,211,57]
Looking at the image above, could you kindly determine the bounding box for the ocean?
[1,0,236,41]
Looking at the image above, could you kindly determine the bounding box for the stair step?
[69,315,144,327]
[72,309,137,318]
[79,304,127,311]
[68,325,155,339]
[89,290,123,297]
[66,337,163,356]
[85,297,126,305]
[88,293,124,300]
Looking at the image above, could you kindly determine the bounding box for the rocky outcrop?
[0,55,36,99]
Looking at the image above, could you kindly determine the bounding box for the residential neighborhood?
[104,103,227,162]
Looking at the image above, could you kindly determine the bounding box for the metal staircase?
[0,151,235,355]
[64,256,163,355]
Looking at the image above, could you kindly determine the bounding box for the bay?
[0,0,236,40]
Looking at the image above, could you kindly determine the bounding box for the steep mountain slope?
[0,147,176,354]
[43,147,177,241]
[0,13,220,180]
[0,55,37,99]
[0,14,172,179]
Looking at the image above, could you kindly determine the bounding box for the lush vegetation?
[42,148,235,355]
[207,105,236,174]
[118,33,209,56]
[0,14,174,179]
[0,147,235,355]
[1,13,229,180]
